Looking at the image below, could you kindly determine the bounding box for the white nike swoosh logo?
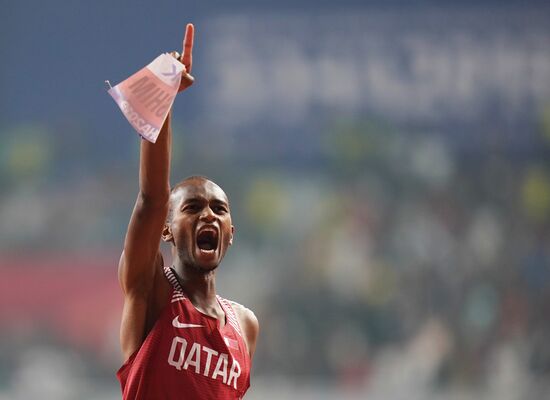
[172,316,205,329]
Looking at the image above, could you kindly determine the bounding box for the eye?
[213,205,228,214]
[183,203,200,213]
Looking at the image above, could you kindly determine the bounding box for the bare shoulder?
[230,301,259,329]
[229,300,259,358]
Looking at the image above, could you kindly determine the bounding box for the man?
[116,23,259,399]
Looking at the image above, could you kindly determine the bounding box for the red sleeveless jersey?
[117,267,251,399]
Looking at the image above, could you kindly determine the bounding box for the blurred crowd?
[239,118,550,399]
[2,114,550,399]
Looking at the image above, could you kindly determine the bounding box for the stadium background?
[1,1,550,399]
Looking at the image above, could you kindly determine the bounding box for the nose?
[199,206,216,222]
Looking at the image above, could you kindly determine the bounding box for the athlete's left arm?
[233,304,260,359]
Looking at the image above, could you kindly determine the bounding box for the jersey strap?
[164,266,187,302]
[217,296,244,338]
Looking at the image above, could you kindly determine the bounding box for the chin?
[193,246,225,270]
[192,261,219,274]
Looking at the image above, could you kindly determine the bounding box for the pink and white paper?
[107,54,185,143]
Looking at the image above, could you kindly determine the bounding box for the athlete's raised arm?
[118,24,195,361]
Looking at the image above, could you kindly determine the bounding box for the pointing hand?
[171,23,195,92]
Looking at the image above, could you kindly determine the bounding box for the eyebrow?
[211,197,228,204]
[182,196,205,204]
[182,197,228,206]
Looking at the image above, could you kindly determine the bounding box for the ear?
[229,225,235,246]
[162,223,174,243]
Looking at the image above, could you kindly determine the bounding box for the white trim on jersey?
[164,266,245,339]
[217,296,244,339]
[164,266,186,298]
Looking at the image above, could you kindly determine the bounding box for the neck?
[172,257,220,315]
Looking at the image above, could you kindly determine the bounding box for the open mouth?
[196,228,219,252]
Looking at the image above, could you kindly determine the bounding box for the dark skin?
[118,23,259,363]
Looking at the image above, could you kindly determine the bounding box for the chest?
[155,295,250,390]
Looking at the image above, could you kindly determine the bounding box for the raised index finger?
[181,23,194,73]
